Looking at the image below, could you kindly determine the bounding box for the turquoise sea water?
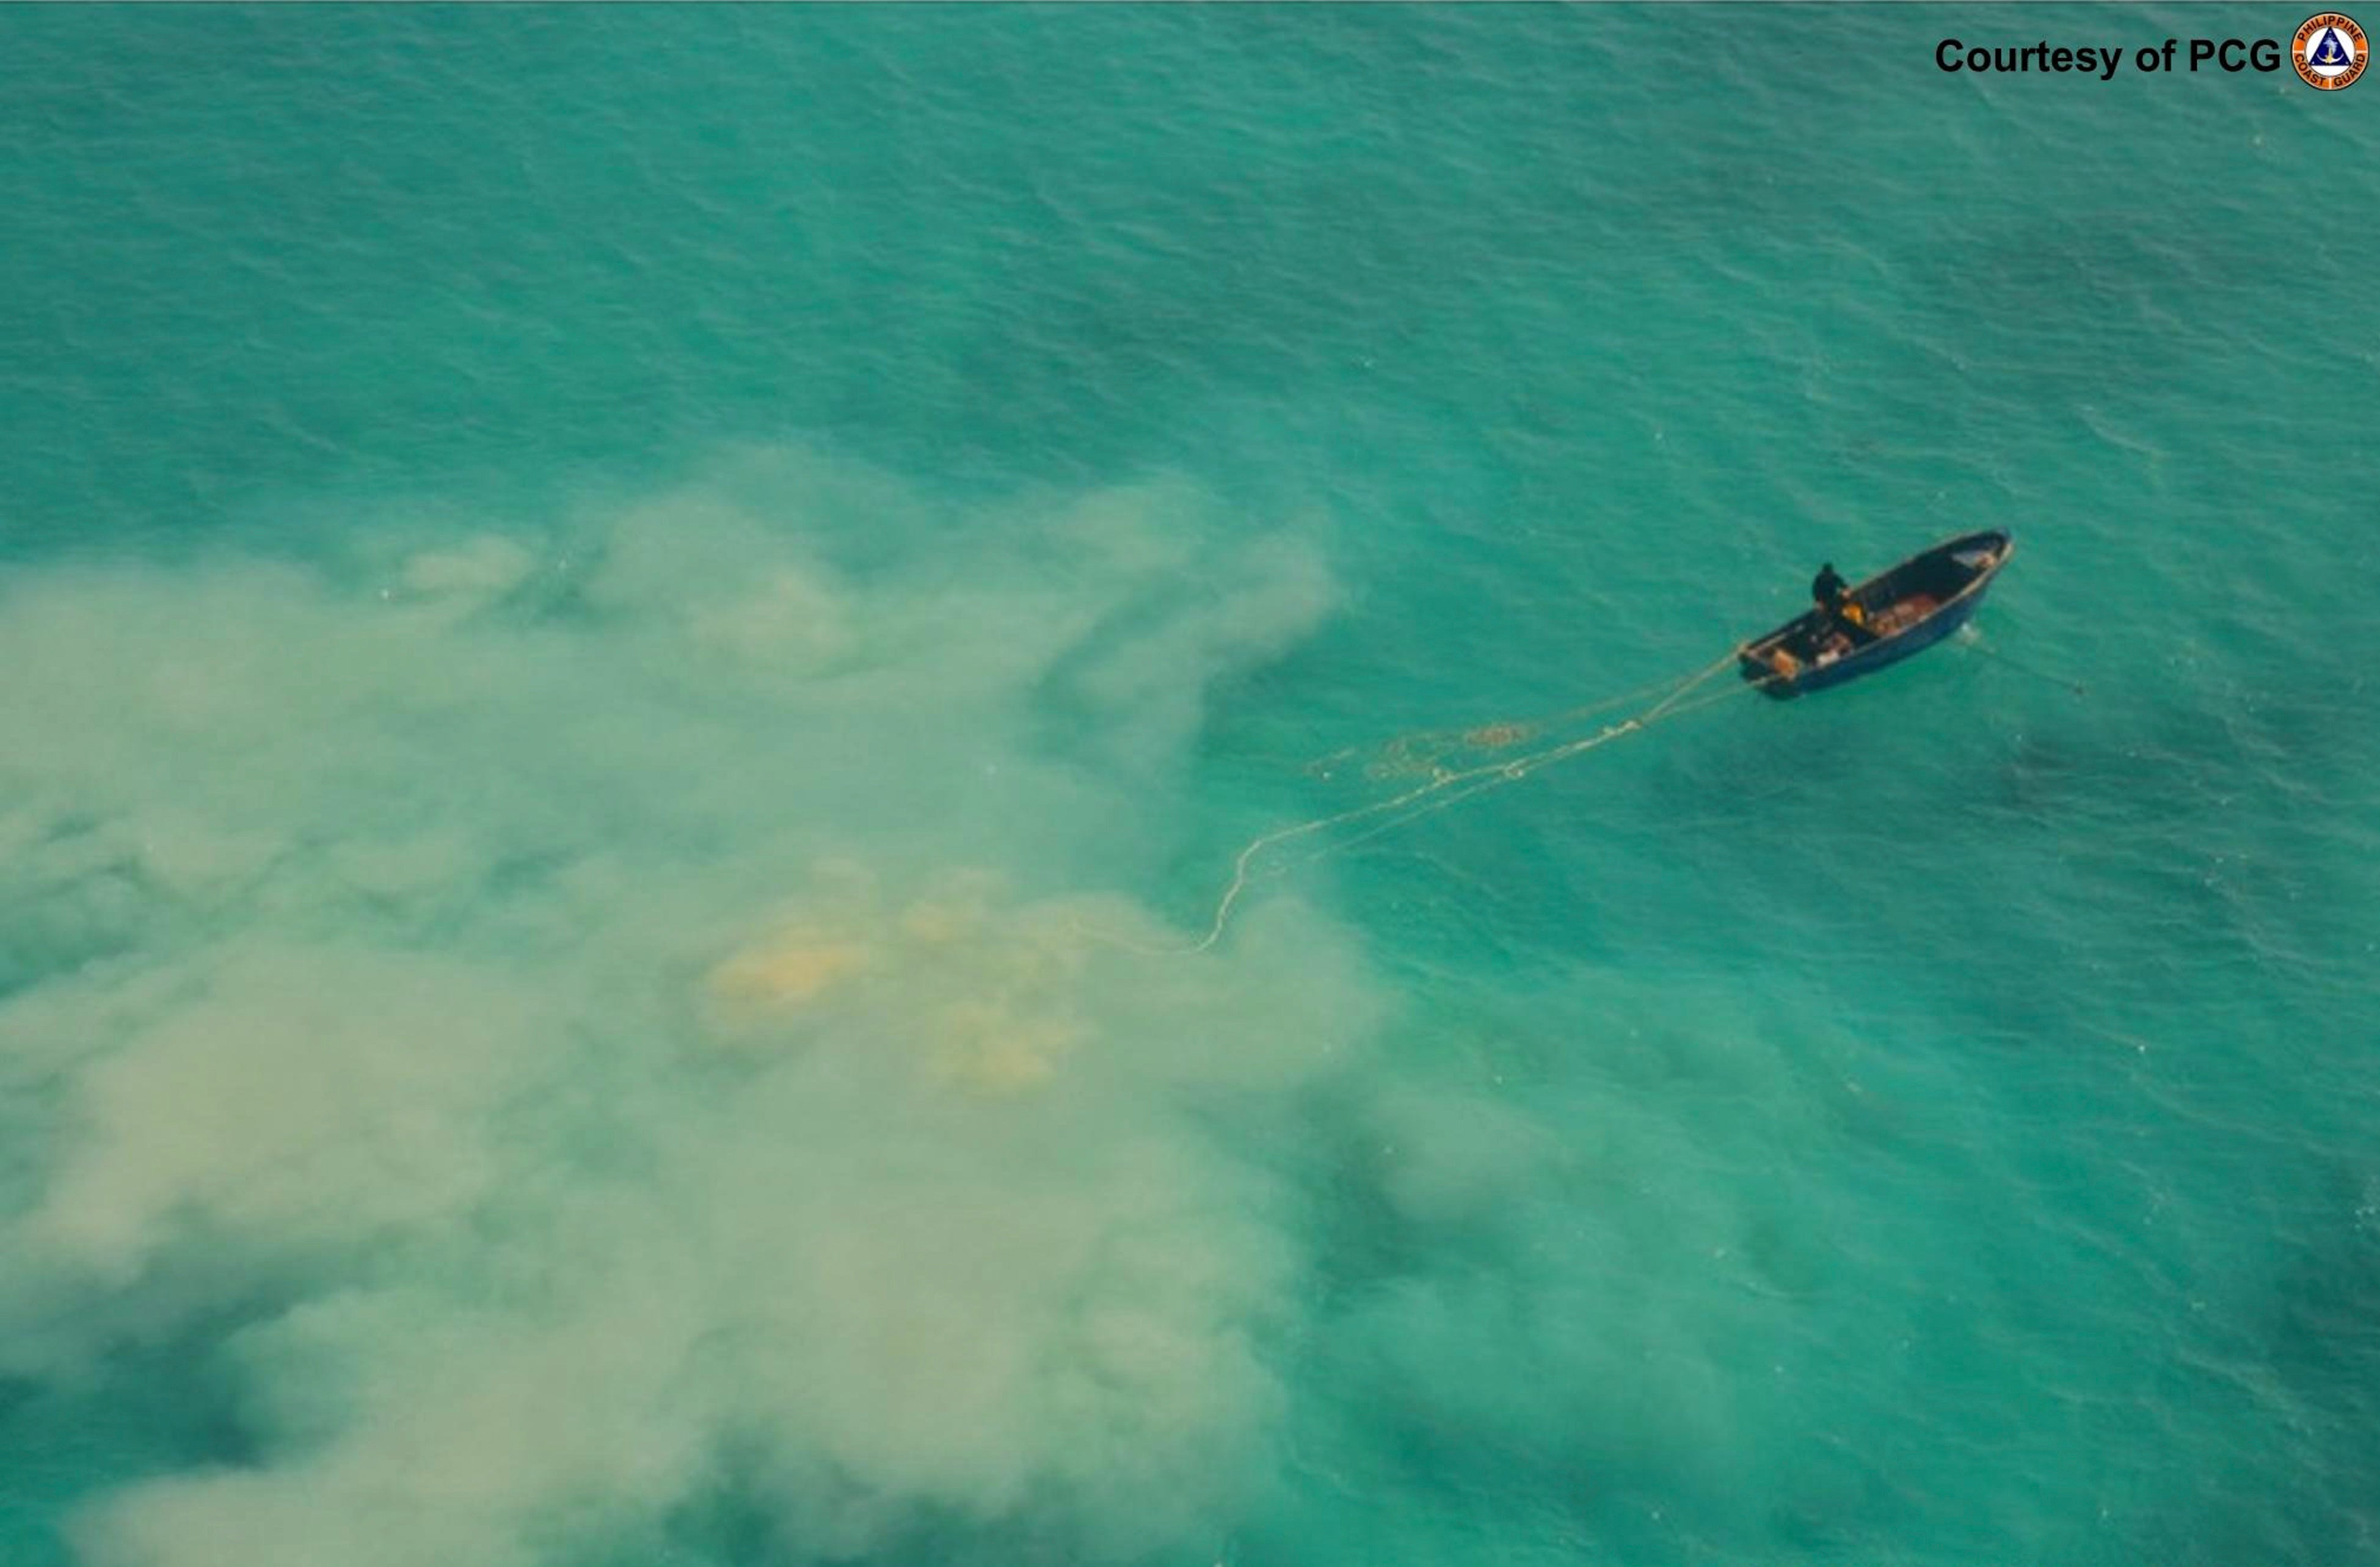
[2,6,2375,1565]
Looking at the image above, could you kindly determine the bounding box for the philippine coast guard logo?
[2293,12,2367,89]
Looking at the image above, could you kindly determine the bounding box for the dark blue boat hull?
[1738,529,2012,699]
[1773,580,1986,695]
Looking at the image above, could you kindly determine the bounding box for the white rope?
[1086,647,1767,957]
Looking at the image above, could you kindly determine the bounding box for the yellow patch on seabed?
[929,1000,1088,1093]
[708,934,875,1006]
[1348,720,1541,780]
[1461,721,1534,749]
[704,863,1158,1093]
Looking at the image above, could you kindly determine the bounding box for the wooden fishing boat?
[1738,529,2013,698]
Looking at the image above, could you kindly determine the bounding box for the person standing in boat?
[1811,562,1877,645]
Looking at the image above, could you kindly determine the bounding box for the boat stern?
[1739,643,1803,699]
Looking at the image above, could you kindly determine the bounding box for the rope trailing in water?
[1304,667,1698,784]
[1096,648,1769,958]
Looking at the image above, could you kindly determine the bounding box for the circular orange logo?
[2294,12,2367,88]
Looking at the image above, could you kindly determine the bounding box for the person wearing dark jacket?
[1811,562,1877,645]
